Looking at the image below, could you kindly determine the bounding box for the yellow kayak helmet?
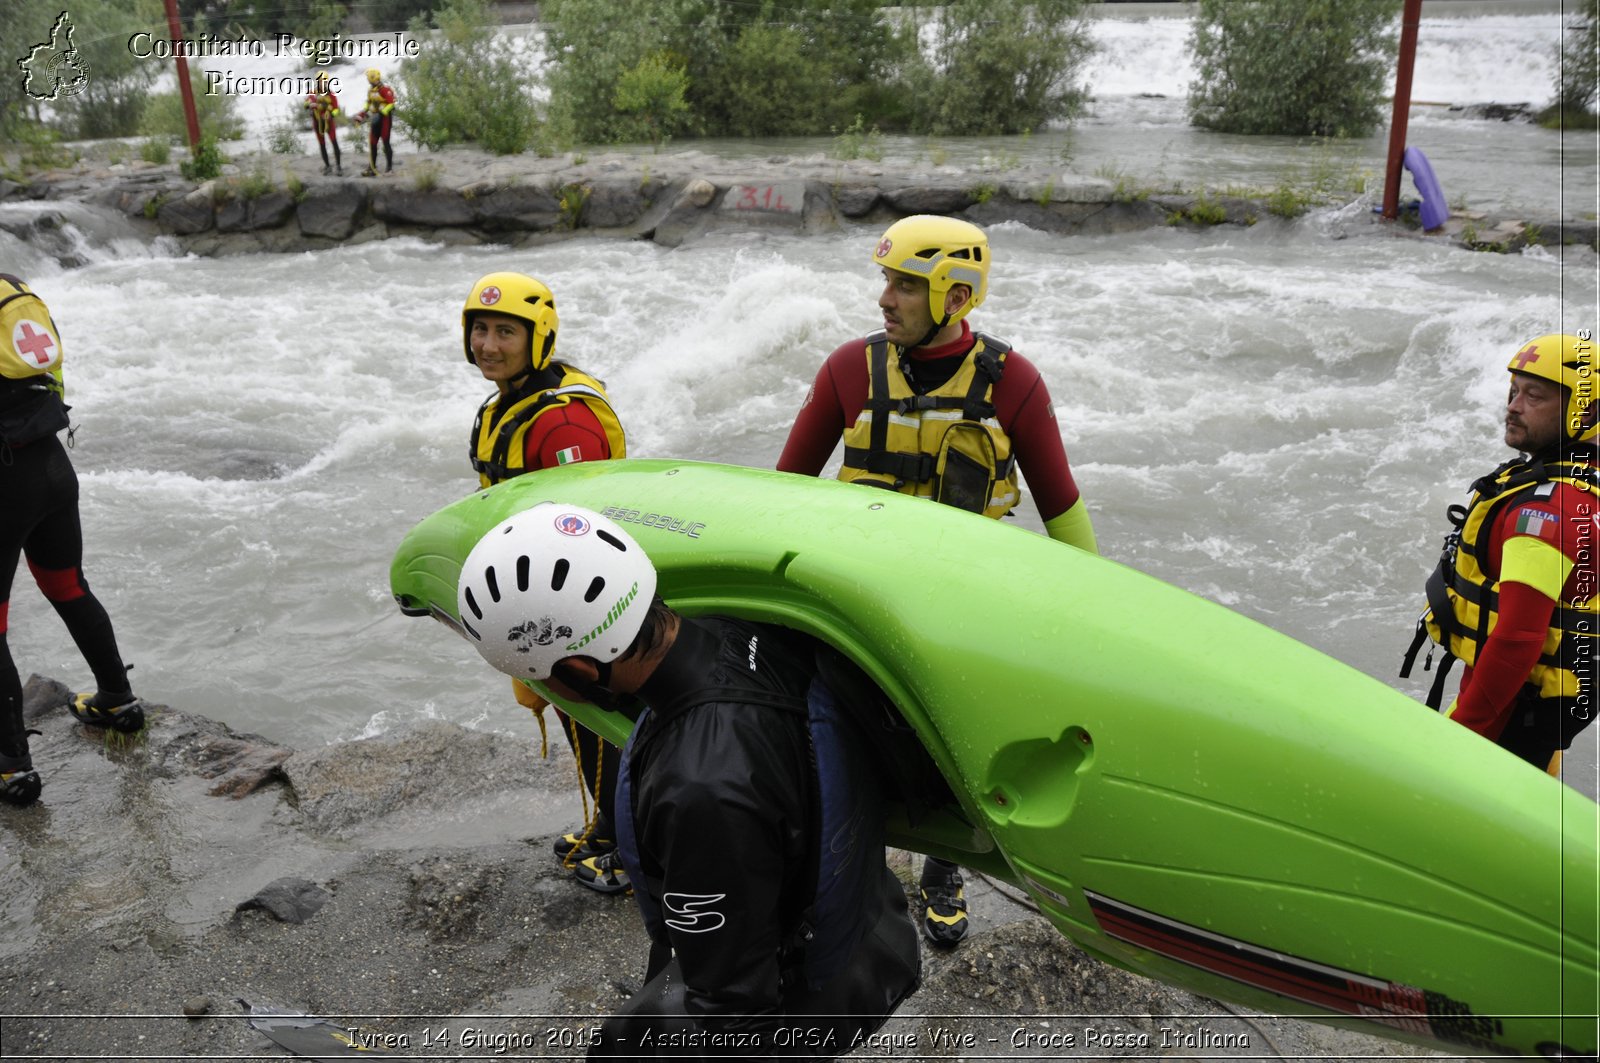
[463,272,560,370]
[872,214,990,327]
[366,67,382,84]
[1507,333,1597,444]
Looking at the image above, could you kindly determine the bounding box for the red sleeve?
[775,341,866,475]
[994,351,1081,522]
[521,400,614,470]
[1450,580,1556,739]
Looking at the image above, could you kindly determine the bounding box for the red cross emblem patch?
[479,286,502,306]
[12,320,58,369]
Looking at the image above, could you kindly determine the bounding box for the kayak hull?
[390,459,1598,1059]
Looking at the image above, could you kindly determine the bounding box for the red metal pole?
[1382,0,1424,220]
[163,0,202,152]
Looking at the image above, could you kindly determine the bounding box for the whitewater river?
[3,4,1596,796]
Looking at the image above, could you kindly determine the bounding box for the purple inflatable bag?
[1403,146,1450,231]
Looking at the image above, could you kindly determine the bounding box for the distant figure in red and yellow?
[302,71,342,175]
[353,67,397,177]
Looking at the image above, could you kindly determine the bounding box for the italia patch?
[555,446,581,465]
[1513,506,1558,541]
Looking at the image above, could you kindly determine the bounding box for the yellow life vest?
[838,330,1018,518]
[0,275,64,390]
[470,363,626,489]
[1401,450,1598,720]
[0,274,69,445]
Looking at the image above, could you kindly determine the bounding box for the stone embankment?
[2,144,1594,259]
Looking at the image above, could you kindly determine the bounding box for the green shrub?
[1188,0,1398,137]
[399,0,542,154]
[266,110,303,154]
[139,138,172,165]
[1554,0,1598,113]
[140,70,245,142]
[612,52,691,148]
[180,138,225,182]
[543,0,913,143]
[902,0,1092,135]
[832,114,885,161]
[34,0,163,139]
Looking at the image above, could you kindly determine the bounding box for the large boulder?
[297,182,367,240]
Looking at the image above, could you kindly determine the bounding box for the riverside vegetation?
[8,0,1596,170]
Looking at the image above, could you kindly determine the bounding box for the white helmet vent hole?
[597,530,627,551]
[583,576,605,603]
[516,555,531,592]
[463,619,481,641]
[464,587,483,620]
[485,566,501,603]
[551,558,570,591]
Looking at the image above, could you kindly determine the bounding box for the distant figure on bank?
[777,214,1099,949]
[303,71,342,175]
[1402,332,1597,774]
[0,275,146,808]
[353,67,396,177]
[461,271,631,894]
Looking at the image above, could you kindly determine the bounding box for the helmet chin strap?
[552,658,644,719]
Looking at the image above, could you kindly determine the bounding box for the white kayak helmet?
[457,503,658,680]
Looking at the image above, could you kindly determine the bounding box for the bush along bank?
[2,147,1595,260]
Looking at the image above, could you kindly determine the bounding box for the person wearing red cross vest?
[1402,332,1598,775]
[460,271,632,894]
[0,275,146,808]
[777,215,1098,949]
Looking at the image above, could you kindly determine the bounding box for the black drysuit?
[593,615,919,1059]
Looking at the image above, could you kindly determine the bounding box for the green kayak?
[390,458,1598,1059]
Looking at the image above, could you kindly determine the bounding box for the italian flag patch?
[1515,507,1555,539]
[555,446,582,465]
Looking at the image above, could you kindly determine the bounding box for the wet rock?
[182,996,212,1017]
[373,186,475,227]
[296,182,366,240]
[883,184,978,214]
[470,181,562,232]
[235,877,330,924]
[156,189,214,235]
[833,183,881,217]
[216,190,296,233]
[282,719,537,835]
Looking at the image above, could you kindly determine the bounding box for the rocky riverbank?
[2,143,1594,264]
[0,674,1455,1062]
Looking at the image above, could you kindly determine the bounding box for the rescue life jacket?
[613,619,886,992]
[469,363,625,488]
[1401,448,1599,736]
[0,274,69,445]
[838,330,1019,517]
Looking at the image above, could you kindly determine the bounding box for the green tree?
[30,0,165,140]
[1187,0,1399,137]
[398,0,542,154]
[541,0,912,143]
[902,0,1092,135]
[612,53,691,148]
[138,68,245,143]
[1554,0,1598,112]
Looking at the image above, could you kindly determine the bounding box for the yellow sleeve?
[1499,535,1574,600]
[1043,498,1098,555]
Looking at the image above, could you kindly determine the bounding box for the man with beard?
[1403,332,1598,774]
